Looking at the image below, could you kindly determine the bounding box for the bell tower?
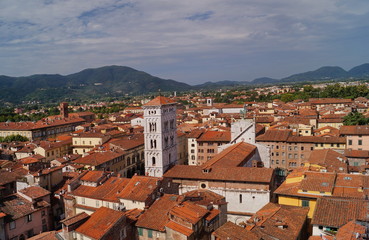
[143,96,177,177]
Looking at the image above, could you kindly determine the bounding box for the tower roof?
[144,96,176,106]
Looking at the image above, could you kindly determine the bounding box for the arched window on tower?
[152,157,156,166]
[154,140,157,148]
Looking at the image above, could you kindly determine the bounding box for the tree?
[343,112,369,126]
[0,134,29,142]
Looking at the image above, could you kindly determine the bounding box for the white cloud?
[0,0,369,83]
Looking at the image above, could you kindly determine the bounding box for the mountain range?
[1,63,369,104]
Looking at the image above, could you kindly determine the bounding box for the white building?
[143,96,178,177]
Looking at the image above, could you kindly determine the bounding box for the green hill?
[0,66,191,104]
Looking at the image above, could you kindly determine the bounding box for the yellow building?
[72,132,110,154]
[275,168,369,219]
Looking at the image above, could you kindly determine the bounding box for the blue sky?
[0,0,369,85]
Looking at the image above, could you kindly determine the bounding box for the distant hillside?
[251,63,369,84]
[348,63,369,77]
[280,66,348,82]
[250,77,279,84]
[193,80,244,90]
[2,63,369,104]
[0,66,191,104]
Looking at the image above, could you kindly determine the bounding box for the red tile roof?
[117,175,160,202]
[73,150,125,166]
[144,96,176,106]
[182,189,226,206]
[60,212,90,226]
[197,130,231,142]
[80,171,109,183]
[201,142,256,169]
[169,202,209,224]
[312,197,368,228]
[75,207,125,239]
[247,203,309,240]
[164,165,274,183]
[308,149,347,173]
[335,220,367,240]
[256,130,292,142]
[18,186,50,200]
[340,125,369,135]
[165,220,194,237]
[212,221,259,240]
[136,194,180,231]
[73,177,130,202]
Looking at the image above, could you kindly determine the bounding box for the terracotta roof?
[73,177,130,202]
[80,171,109,183]
[0,194,49,220]
[312,197,368,227]
[197,130,231,142]
[75,207,125,239]
[164,165,274,183]
[345,149,369,158]
[275,169,369,199]
[61,212,90,226]
[136,194,180,231]
[0,170,26,186]
[335,220,367,240]
[117,175,160,202]
[256,130,292,142]
[109,137,144,150]
[340,125,369,135]
[212,221,259,240]
[309,98,352,104]
[144,96,176,106]
[73,150,125,166]
[165,220,194,237]
[18,186,50,200]
[123,208,143,222]
[169,201,209,224]
[182,189,226,206]
[0,116,85,131]
[28,231,58,240]
[202,142,256,169]
[308,149,347,173]
[247,203,309,240]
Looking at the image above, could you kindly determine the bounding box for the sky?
[1,0,369,85]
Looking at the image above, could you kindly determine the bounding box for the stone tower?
[143,96,177,177]
[60,102,69,118]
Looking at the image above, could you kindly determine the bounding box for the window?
[239,194,243,203]
[9,221,16,230]
[348,140,352,145]
[42,210,45,216]
[148,229,153,238]
[358,140,363,145]
[82,198,85,204]
[302,200,309,207]
[26,214,32,222]
[96,201,100,207]
[301,146,304,150]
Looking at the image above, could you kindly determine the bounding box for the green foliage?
[343,112,369,126]
[0,134,29,142]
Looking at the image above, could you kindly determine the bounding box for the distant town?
[1,80,369,240]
